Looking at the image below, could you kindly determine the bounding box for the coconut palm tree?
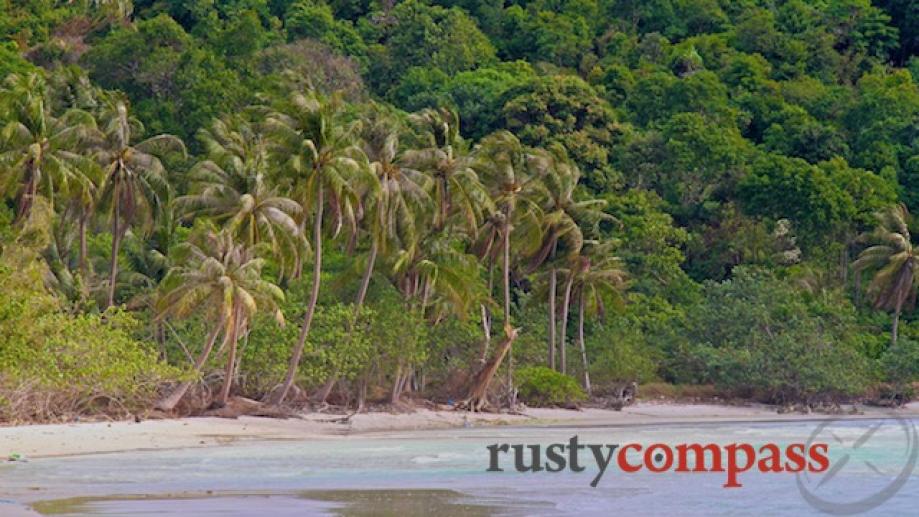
[404,108,491,233]
[264,89,370,405]
[528,144,611,371]
[461,131,548,411]
[0,72,98,221]
[154,230,284,410]
[178,116,305,279]
[95,97,185,308]
[854,204,919,346]
[567,244,627,394]
[356,108,428,307]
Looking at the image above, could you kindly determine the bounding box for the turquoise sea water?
[1,418,917,516]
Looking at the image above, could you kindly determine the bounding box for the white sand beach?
[3,401,917,459]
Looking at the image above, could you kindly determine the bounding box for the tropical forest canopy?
[2,0,919,420]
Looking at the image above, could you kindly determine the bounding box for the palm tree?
[529,145,611,371]
[264,89,370,405]
[0,73,98,221]
[461,131,547,411]
[95,97,185,308]
[356,108,428,307]
[568,245,627,394]
[404,108,491,233]
[178,116,305,279]
[853,204,919,346]
[155,231,284,410]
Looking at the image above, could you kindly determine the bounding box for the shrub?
[515,366,585,407]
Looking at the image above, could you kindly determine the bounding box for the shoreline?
[2,401,918,459]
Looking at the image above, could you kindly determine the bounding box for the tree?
[567,245,628,394]
[265,89,369,405]
[404,108,492,233]
[853,204,919,346]
[95,97,185,308]
[461,131,546,410]
[155,231,284,410]
[178,116,305,279]
[528,144,610,371]
[0,73,97,220]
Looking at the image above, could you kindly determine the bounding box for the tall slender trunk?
[78,211,89,276]
[578,292,591,395]
[479,303,491,363]
[217,307,241,406]
[461,216,517,410]
[355,240,378,311]
[559,272,574,375]
[548,268,557,370]
[315,239,378,405]
[270,183,324,405]
[155,321,224,411]
[106,183,121,308]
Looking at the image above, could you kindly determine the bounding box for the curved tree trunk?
[578,292,591,396]
[548,267,557,370]
[461,217,515,411]
[559,272,574,375]
[270,183,324,405]
[106,182,121,308]
[314,239,378,405]
[78,211,89,277]
[216,307,241,406]
[155,322,224,411]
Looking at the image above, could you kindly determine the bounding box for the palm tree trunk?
[270,183,324,405]
[106,185,121,308]
[78,211,89,276]
[217,307,241,406]
[356,240,377,310]
[892,307,901,347]
[156,322,224,411]
[559,272,574,375]
[578,291,591,396]
[314,239,378,405]
[461,217,516,410]
[479,303,491,363]
[548,267,557,370]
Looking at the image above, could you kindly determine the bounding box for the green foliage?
[3,0,919,415]
[668,267,874,402]
[515,366,585,407]
[0,230,182,420]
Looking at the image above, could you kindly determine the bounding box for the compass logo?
[797,414,918,515]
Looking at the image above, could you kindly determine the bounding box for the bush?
[0,242,184,422]
[515,366,585,407]
[667,267,873,403]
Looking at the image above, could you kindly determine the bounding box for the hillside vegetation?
[1,1,919,420]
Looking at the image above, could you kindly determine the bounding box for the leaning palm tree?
[853,204,919,346]
[178,116,305,279]
[95,97,185,308]
[0,72,98,221]
[155,230,284,410]
[567,244,627,394]
[460,131,547,411]
[264,89,371,405]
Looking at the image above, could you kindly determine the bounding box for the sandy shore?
[2,401,918,459]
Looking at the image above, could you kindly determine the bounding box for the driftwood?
[601,381,638,411]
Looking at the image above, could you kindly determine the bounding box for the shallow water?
[2,418,917,516]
